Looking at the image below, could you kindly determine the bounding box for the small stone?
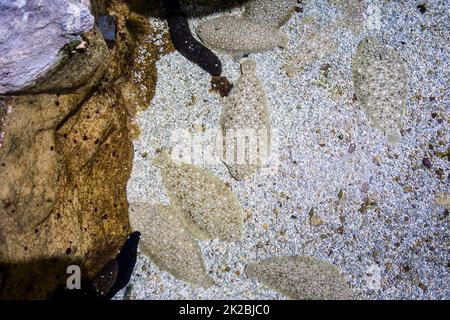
[403,186,413,193]
[418,283,428,292]
[348,143,356,153]
[373,155,382,165]
[422,157,432,168]
[359,198,377,213]
[360,182,370,193]
[417,4,428,14]
[435,192,450,209]
[192,123,205,133]
[309,209,323,226]
[75,40,88,52]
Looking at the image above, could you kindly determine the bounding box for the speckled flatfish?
[243,0,297,28]
[352,36,408,144]
[245,256,354,300]
[196,16,288,60]
[218,59,271,181]
[129,202,214,288]
[153,150,243,241]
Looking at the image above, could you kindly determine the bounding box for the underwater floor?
[119,0,449,299]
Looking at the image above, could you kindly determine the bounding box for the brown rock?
[0,0,171,299]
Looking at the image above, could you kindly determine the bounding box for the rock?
[0,0,168,299]
[422,157,432,169]
[26,27,108,94]
[0,0,94,94]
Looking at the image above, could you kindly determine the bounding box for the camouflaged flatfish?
[218,59,271,181]
[243,0,297,28]
[352,36,408,144]
[153,150,243,241]
[246,256,354,300]
[128,202,214,288]
[196,16,288,60]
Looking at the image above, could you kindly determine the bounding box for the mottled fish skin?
[219,59,271,181]
[153,150,243,241]
[164,0,222,76]
[243,0,297,28]
[196,16,288,59]
[352,36,408,144]
[245,256,354,300]
[129,203,214,288]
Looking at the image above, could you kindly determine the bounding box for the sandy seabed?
[120,0,449,300]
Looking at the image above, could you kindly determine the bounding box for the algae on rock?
[0,0,170,299]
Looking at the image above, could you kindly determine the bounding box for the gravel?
[119,0,449,300]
